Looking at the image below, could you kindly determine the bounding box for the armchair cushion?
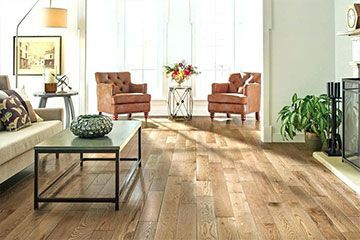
[112,93,151,104]
[208,93,247,105]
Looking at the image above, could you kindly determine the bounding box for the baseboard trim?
[272,133,305,143]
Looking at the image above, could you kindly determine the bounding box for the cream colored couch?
[0,76,63,183]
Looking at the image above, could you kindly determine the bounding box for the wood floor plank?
[216,217,240,240]
[176,203,197,240]
[0,117,359,240]
[154,176,181,240]
[139,191,163,222]
[210,163,234,217]
[90,230,114,239]
[197,155,210,181]
[196,181,213,197]
[133,221,157,240]
[197,196,218,240]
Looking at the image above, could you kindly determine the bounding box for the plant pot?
[304,132,322,151]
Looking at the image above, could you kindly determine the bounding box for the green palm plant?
[277,94,341,142]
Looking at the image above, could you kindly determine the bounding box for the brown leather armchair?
[208,72,261,122]
[95,72,151,120]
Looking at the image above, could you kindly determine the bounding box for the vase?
[173,78,186,87]
[70,114,113,138]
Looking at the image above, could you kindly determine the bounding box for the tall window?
[193,0,235,100]
[124,0,164,99]
[86,0,262,111]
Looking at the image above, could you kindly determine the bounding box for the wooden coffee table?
[34,120,141,210]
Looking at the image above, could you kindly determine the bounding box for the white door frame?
[261,0,272,142]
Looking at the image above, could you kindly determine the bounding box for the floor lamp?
[15,0,67,88]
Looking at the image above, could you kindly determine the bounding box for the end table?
[167,86,193,120]
[34,91,78,128]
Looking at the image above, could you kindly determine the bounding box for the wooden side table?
[33,91,78,128]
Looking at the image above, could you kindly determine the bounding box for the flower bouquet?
[163,60,200,86]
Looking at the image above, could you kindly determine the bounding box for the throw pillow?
[0,95,31,131]
[238,74,254,94]
[2,87,43,123]
[0,91,8,130]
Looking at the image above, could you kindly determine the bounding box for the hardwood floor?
[0,117,359,240]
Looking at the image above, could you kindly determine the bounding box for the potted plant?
[277,94,341,151]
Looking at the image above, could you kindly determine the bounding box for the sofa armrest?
[34,108,64,122]
[244,83,261,113]
[130,83,147,93]
[212,83,229,94]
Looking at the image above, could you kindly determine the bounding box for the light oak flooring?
[0,117,359,240]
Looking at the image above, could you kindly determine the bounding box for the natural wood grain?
[0,117,359,240]
[140,191,163,222]
[197,196,218,240]
[176,203,197,240]
[216,217,240,240]
[210,163,234,217]
[133,221,157,240]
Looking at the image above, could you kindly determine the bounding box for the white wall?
[335,0,356,80]
[0,0,81,114]
[264,0,335,142]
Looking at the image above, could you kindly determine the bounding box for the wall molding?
[262,0,272,142]
[272,133,305,143]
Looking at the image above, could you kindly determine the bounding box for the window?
[86,0,262,111]
[193,0,235,99]
[124,0,164,99]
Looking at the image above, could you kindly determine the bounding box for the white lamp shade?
[41,8,67,28]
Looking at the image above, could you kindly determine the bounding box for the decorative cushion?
[237,74,254,94]
[0,88,43,123]
[228,73,251,93]
[0,95,31,131]
[208,93,248,105]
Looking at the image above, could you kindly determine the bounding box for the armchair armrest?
[130,83,147,93]
[97,83,115,96]
[244,83,261,113]
[97,83,115,112]
[34,108,64,122]
[211,83,229,94]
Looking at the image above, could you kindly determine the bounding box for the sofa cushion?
[208,93,248,105]
[0,120,62,165]
[112,93,151,104]
[0,95,31,131]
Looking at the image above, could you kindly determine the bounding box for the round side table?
[167,86,193,120]
[33,91,78,128]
